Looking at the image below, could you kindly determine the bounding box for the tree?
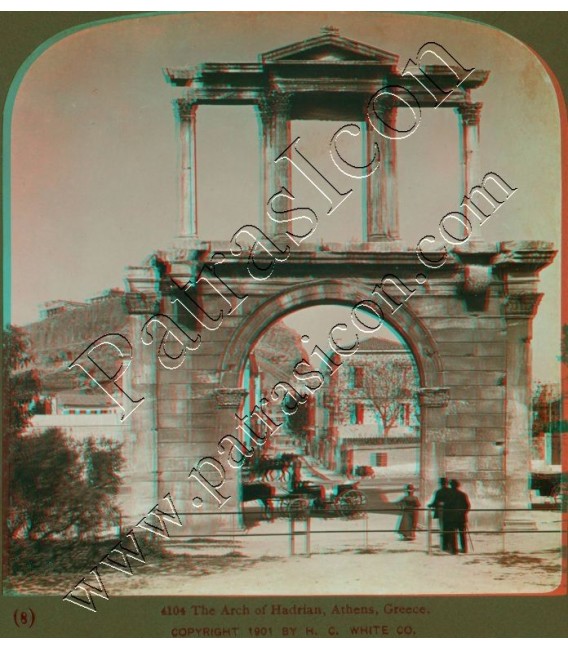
[286,400,310,443]
[9,430,123,541]
[2,326,40,447]
[3,326,41,559]
[3,326,124,544]
[364,357,416,438]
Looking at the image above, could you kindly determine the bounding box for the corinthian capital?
[176,99,197,120]
[504,293,542,318]
[419,387,450,408]
[457,102,482,127]
[257,91,291,122]
[215,387,248,409]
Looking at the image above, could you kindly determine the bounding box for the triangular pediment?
[262,29,398,65]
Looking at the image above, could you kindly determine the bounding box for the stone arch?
[219,278,443,391]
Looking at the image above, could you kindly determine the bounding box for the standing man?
[449,479,471,554]
[428,477,452,551]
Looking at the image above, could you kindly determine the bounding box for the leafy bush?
[8,428,123,542]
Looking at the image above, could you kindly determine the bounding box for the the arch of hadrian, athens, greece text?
[117,30,556,535]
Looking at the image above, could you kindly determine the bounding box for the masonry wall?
[122,240,553,536]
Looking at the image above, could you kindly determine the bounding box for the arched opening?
[220,279,442,389]
[233,298,424,529]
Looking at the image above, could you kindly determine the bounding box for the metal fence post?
[427,508,432,555]
[289,517,295,556]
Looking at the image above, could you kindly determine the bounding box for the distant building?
[25,288,128,393]
[314,338,420,477]
[243,322,306,452]
[532,383,561,468]
[22,291,130,489]
[28,391,123,443]
[41,299,86,319]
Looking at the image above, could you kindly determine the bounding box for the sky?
[8,12,562,382]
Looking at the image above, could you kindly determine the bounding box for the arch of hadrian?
[119,29,556,534]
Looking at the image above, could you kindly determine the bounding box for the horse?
[242,482,276,520]
[279,453,296,483]
[259,454,296,482]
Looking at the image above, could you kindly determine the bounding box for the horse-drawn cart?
[243,479,367,519]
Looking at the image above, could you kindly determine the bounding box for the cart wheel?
[335,489,366,517]
[287,497,309,519]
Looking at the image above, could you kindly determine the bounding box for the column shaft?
[366,105,399,241]
[177,100,198,239]
[365,120,381,240]
[258,92,290,238]
[419,388,450,508]
[503,294,542,513]
[457,101,482,237]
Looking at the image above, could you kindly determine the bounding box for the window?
[354,367,364,388]
[349,404,357,425]
[355,402,364,425]
[349,403,364,425]
[374,452,388,467]
[348,367,356,388]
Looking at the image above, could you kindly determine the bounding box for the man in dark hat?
[428,477,452,551]
[445,479,471,554]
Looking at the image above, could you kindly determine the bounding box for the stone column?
[418,387,450,506]
[257,91,291,239]
[121,284,162,529]
[456,101,482,238]
[365,118,381,242]
[214,387,249,527]
[366,101,399,241]
[177,100,198,240]
[502,293,542,528]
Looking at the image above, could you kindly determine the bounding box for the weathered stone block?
[474,342,506,357]
[475,429,505,443]
[159,399,190,415]
[477,455,503,471]
[158,368,197,384]
[446,456,476,472]
[438,342,476,357]
[159,456,191,472]
[449,399,504,415]
[444,370,504,387]
[474,328,506,342]
[158,413,190,428]
[159,428,190,443]
[447,441,503,456]
[157,384,192,400]
[477,355,506,370]
[430,328,476,343]
[442,356,478,371]
[158,442,192,458]
[444,428,477,441]
[446,413,504,428]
